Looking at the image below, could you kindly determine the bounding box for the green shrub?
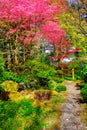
[48,80,55,89]
[81,87,87,103]
[0,71,13,83]
[9,75,28,86]
[48,80,58,89]
[23,60,56,88]
[18,100,46,130]
[18,99,35,116]
[0,71,28,86]
[40,54,50,64]
[0,59,56,89]
[25,106,44,130]
[25,60,56,78]
[0,99,44,130]
[81,64,87,82]
[79,83,87,89]
[0,85,4,92]
[0,101,19,130]
[55,78,64,83]
[64,76,73,80]
[55,84,66,92]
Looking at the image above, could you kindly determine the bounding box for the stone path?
[60,80,86,130]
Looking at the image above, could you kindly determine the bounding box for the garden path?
[60,80,86,130]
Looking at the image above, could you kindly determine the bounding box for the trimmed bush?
[55,84,66,92]
[55,78,64,83]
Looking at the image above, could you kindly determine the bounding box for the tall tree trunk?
[14,33,19,65]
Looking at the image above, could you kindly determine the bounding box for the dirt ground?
[60,80,87,130]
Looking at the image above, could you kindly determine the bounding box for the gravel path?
[60,80,86,130]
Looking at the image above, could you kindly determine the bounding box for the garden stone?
[18,82,26,91]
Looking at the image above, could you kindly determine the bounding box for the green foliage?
[40,54,50,64]
[0,99,45,130]
[79,82,87,102]
[0,59,57,89]
[67,55,87,80]
[81,87,87,103]
[25,60,56,78]
[48,80,55,89]
[18,99,35,116]
[0,101,19,130]
[48,80,58,90]
[0,52,4,77]
[22,60,56,89]
[81,64,87,76]
[64,76,73,80]
[74,74,81,80]
[79,83,87,89]
[0,71,28,85]
[55,84,66,92]
[8,74,28,86]
[0,85,4,92]
[59,11,87,53]
[81,64,87,82]
[0,54,28,85]
[25,106,44,130]
[55,78,64,83]
[68,59,79,69]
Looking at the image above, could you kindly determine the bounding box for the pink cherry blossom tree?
[0,0,68,66]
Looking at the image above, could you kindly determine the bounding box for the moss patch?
[81,104,87,127]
